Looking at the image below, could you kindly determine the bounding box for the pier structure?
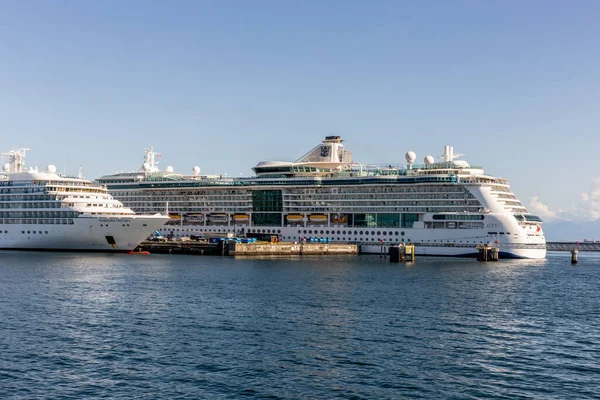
[546,242,600,252]
[136,239,358,256]
[388,243,415,263]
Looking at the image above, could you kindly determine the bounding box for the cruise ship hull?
[159,224,547,259]
[0,215,168,252]
[360,244,546,259]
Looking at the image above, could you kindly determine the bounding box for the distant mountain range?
[543,219,600,242]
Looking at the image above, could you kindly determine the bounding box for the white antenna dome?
[425,155,434,165]
[192,166,201,175]
[405,151,416,164]
[142,162,150,171]
[166,166,174,173]
[47,165,57,174]
[3,163,10,172]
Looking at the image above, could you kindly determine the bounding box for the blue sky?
[1,1,599,220]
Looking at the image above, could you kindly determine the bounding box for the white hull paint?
[160,222,546,259]
[0,215,167,252]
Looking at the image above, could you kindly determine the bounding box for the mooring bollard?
[571,248,578,264]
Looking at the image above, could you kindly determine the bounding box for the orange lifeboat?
[128,250,150,255]
[232,213,250,222]
[286,214,304,222]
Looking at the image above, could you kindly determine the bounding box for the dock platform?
[135,240,359,256]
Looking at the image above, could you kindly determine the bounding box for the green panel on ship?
[251,190,283,212]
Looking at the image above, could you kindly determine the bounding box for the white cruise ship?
[96,137,546,258]
[0,148,168,251]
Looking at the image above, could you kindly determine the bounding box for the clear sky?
[1,0,599,221]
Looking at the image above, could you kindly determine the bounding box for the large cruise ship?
[0,148,168,251]
[97,137,546,258]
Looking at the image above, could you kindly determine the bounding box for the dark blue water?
[1,252,599,399]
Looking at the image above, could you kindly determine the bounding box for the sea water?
[1,252,599,399]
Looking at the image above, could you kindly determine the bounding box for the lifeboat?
[286,214,304,222]
[232,213,250,222]
[183,213,204,223]
[309,214,327,223]
[208,213,229,223]
[128,250,151,255]
[168,213,181,220]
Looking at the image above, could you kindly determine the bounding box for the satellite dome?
[405,151,416,163]
[142,162,150,171]
[3,163,10,172]
[192,166,201,175]
[424,155,435,165]
[166,166,174,173]
[46,165,57,174]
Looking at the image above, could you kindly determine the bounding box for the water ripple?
[1,252,600,398]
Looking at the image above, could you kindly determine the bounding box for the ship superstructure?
[0,148,168,251]
[96,138,546,258]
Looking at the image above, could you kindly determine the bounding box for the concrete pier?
[136,240,358,256]
[136,240,219,255]
[389,243,415,263]
[233,242,359,256]
[476,244,499,262]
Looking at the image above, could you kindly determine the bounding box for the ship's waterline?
[96,137,546,258]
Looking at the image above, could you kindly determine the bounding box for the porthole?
[401,231,405,236]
